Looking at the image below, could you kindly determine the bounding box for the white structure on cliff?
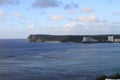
[107,36,120,43]
[82,37,98,42]
[107,36,114,42]
[114,38,120,43]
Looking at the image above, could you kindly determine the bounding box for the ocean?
[0,39,120,80]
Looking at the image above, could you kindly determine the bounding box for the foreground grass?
[96,73,120,80]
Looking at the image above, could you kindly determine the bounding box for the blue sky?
[0,0,120,38]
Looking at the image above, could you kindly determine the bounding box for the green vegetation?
[28,34,120,43]
[96,73,120,80]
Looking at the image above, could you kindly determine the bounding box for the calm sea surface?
[0,39,120,80]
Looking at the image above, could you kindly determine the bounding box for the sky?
[0,0,120,38]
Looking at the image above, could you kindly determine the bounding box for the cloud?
[28,24,35,30]
[64,22,88,30]
[63,22,78,32]
[32,0,79,10]
[64,3,79,9]
[68,9,76,14]
[64,22,78,28]
[68,15,108,24]
[81,7,94,13]
[77,15,99,23]
[0,9,5,16]
[63,15,110,34]
[13,12,25,19]
[50,15,64,21]
[32,0,60,8]
[62,21,114,35]
[0,0,19,5]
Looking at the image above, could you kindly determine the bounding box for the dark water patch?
[41,55,80,60]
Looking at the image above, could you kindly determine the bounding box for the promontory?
[28,34,120,43]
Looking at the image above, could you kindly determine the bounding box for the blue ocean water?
[0,39,120,80]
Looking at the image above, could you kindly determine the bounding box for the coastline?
[28,34,120,43]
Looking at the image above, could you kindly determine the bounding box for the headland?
[28,34,120,43]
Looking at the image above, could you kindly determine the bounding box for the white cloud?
[28,24,35,30]
[81,7,94,13]
[63,22,79,32]
[64,22,78,28]
[63,14,108,33]
[13,12,25,19]
[77,15,99,22]
[0,9,5,16]
[50,15,64,21]
[63,21,112,35]
[69,15,109,24]
[13,12,21,17]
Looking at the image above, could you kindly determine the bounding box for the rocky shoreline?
[96,73,120,80]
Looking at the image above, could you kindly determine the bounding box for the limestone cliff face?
[28,35,83,42]
[28,34,120,43]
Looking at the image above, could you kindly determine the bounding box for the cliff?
[28,34,120,43]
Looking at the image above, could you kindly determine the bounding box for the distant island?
[28,34,120,43]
